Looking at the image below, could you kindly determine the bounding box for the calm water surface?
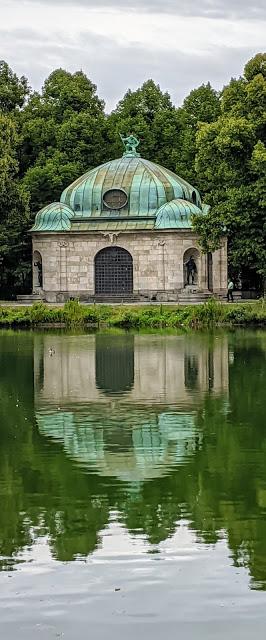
[0,329,266,639]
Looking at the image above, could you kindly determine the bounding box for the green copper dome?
[31,141,207,233]
[31,202,74,232]
[60,155,202,219]
[155,199,202,230]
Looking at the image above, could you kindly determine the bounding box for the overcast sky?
[1,0,265,111]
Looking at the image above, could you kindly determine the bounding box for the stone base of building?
[30,288,226,304]
[31,231,228,303]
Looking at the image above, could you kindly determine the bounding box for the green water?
[0,329,266,639]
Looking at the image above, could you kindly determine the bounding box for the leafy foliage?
[0,60,29,113]
[175,83,221,184]
[106,79,182,169]
[193,53,266,286]
[0,114,30,296]
[0,300,265,328]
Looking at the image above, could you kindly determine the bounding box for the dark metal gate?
[95,247,133,296]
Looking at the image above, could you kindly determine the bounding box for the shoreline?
[0,299,265,329]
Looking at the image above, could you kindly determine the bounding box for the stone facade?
[31,148,228,302]
[32,230,227,302]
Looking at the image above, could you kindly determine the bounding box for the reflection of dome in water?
[36,408,199,484]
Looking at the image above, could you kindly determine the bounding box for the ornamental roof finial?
[119,133,140,157]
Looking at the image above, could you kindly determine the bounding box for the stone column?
[58,241,68,293]
[212,239,227,295]
[158,240,166,291]
[199,253,208,290]
[220,238,228,291]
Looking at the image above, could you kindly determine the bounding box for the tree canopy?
[0,114,30,295]
[193,53,266,286]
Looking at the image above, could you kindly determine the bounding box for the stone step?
[178,291,213,303]
[16,293,42,303]
[87,295,139,304]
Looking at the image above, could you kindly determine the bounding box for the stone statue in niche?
[185,256,197,285]
[34,261,43,287]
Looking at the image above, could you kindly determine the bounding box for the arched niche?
[183,248,200,288]
[94,246,133,296]
[33,250,43,290]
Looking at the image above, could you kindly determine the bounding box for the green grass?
[0,298,265,329]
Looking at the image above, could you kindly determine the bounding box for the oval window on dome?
[103,189,128,210]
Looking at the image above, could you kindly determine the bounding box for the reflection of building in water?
[34,334,228,483]
[34,334,228,406]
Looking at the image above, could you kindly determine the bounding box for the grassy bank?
[0,299,266,329]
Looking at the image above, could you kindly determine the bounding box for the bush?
[0,300,265,328]
[190,299,225,326]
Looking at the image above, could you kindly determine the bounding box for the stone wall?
[32,230,227,301]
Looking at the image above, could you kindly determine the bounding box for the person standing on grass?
[227,279,234,302]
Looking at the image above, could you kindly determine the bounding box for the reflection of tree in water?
[0,331,266,590]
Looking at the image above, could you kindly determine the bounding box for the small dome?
[31,202,74,232]
[60,156,201,218]
[155,199,202,229]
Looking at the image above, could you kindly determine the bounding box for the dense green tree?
[42,68,105,120]
[0,60,30,113]
[193,54,266,289]
[175,83,221,184]
[20,69,107,211]
[23,152,81,212]
[0,62,32,296]
[0,114,30,296]
[106,79,182,169]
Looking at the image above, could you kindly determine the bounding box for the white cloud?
[0,0,265,110]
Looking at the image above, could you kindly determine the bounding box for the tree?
[106,80,182,169]
[23,152,81,212]
[0,114,30,296]
[20,69,107,211]
[193,54,266,289]
[175,83,221,184]
[0,60,30,113]
[42,68,105,120]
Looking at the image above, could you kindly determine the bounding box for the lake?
[0,328,266,639]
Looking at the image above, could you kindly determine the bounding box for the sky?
[1,0,265,111]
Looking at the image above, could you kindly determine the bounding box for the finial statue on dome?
[120,133,140,157]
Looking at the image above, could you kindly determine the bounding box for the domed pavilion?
[31,136,227,302]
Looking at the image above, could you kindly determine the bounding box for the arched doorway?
[33,251,43,290]
[95,246,133,296]
[183,248,200,288]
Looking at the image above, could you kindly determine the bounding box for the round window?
[103,189,128,210]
